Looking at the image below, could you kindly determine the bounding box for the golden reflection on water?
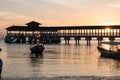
[101,44,110,50]
[1,40,120,77]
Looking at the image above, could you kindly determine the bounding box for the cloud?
[0,11,61,27]
[0,11,32,21]
[0,11,38,29]
[106,1,120,8]
[107,4,120,8]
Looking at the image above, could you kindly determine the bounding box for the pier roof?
[6,25,120,31]
[25,21,42,25]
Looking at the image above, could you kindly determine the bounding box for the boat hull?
[30,45,44,55]
[97,47,120,59]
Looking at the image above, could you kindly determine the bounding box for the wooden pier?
[4,21,120,45]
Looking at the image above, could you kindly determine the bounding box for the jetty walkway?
[4,21,120,45]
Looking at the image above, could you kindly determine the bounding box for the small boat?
[30,43,45,57]
[97,42,120,59]
[0,48,1,51]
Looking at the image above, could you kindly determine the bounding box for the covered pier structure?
[4,21,120,45]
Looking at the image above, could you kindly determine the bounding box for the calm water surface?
[0,39,120,78]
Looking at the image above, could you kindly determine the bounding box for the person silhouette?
[0,58,3,79]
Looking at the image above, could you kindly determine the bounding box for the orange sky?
[1,0,120,36]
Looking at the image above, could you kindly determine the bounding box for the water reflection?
[116,60,120,69]
[29,55,44,77]
[30,55,44,67]
[1,40,120,77]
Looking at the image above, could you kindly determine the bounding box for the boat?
[30,43,45,57]
[97,42,120,59]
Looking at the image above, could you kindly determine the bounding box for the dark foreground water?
[0,39,120,79]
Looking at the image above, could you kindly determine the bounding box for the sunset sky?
[1,0,120,35]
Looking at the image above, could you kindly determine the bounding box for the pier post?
[97,36,103,45]
[68,40,70,45]
[75,40,77,45]
[64,36,70,45]
[85,36,91,45]
[74,36,81,45]
[86,40,91,45]
[109,36,115,42]
[65,40,67,45]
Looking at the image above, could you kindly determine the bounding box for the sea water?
[0,39,120,79]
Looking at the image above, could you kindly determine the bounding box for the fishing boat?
[30,43,45,57]
[97,42,120,59]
